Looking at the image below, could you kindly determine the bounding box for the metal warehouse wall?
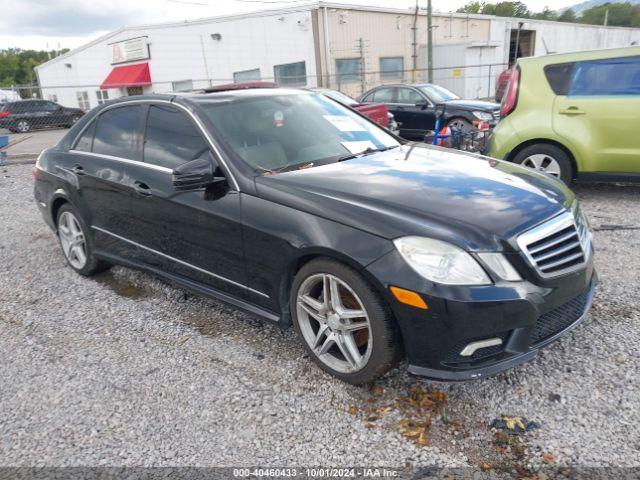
[36,9,318,110]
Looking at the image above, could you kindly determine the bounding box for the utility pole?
[604,8,609,26]
[427,0,433,83]
[359,37,366,94]
[412,0,419,83]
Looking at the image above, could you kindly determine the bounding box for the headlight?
[472,111,493,121]
[477,253,522,281]
[393,236,491,285]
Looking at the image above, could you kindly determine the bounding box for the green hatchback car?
[489,47,640,184]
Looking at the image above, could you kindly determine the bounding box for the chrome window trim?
[92,225,269,298]
[68,149,173,173]
[71,98,240,191]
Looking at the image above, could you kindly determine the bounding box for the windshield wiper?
[255,162,314,175]
[336,145,399,162]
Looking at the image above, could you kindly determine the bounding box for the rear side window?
[544,62,575,95]
[74,121,96,152]
[92,105,141,159]
[569,55,640,96]
[143,104,209,169]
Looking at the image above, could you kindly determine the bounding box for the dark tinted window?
[42,101,59,112]
[143,105,209,169]
[75,121,96,152]
[92,105,141,158]
[569,56,640,96]
[544,62,575,95]
[396,87,423,104]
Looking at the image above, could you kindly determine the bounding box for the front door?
[393,87,435,139]
[127,103,248,298]
[553,55,640,174]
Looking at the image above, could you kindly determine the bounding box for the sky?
[0,0,580,51]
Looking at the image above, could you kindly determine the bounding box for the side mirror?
[415,100,429,110]
[172,153,224,191]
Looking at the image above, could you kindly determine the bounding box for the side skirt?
[95,250,283,325]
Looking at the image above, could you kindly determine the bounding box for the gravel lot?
[0,163,638,475]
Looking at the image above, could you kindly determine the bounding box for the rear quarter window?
[543,62,575,95]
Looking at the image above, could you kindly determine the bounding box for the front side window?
[417,85,459,103]
[396,88,423,105]
[234,69,261,83]
[200,92,399,173]
[569,55,640,96]
[92,105,141,159]
[379,57,404,80]
[274,61,307,86]
[144,104,209,169]
[42,102,59,112]
[335,58,362,84]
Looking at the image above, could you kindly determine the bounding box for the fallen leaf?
[176,335,191,347]
[370,385,384,396]
[479,462,491,471]
[346,406,358,415]
[542,452,555,463]
[417,432,429,446]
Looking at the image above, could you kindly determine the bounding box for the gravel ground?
[0,164,638,475]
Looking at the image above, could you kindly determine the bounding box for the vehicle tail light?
[0,111,10,118]
[500,66,520,118]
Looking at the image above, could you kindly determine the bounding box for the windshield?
[200,93,399,173]
[418,85,460,103]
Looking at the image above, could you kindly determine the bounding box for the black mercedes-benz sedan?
[357,83,500,140]
[33,88,596,385]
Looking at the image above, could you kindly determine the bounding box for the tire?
[56,204,109,276]
[447,117,473,132]
[290,258,403,385]
[14,120,31,133]
[512,143,573,184]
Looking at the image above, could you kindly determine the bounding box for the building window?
[335,58,362,84]
[96,90,109,105]
[171,79,194,92]
[380,57,404,80]
[274,61,307,86]
[76,91,90,110]
[47,94,58,103]
[234,68,261,83]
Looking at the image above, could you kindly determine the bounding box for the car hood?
[444,99,500,111]
[254,145,574,251]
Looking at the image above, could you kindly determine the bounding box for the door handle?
[133,181,152,197]
[559,107,585,115]
[72,164,85,176]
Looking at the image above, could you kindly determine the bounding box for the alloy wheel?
[17,121,30,133]
[521,154,562,177]
[296,273,372,373]
[58,211,87,269]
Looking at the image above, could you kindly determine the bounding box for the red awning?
[100,63,151,90]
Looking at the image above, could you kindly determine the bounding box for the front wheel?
[56,204,109,276]
[291,258,403,385]
[14,120,31,133]
[512,143,573,184]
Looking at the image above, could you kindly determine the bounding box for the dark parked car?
[34,89,596,384]
[0,99,84,133]
[358,83,500,140]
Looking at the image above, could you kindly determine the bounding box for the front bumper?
[367,248,597,381]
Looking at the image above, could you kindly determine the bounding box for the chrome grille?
[517,207,591,278]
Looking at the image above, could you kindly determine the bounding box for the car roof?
[518,45,640,66]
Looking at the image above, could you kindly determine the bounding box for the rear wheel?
[447,117,473,132]
[291,258,402,385]
[14,120,31,133]
[56,204,109,276]
[512,143,573,184]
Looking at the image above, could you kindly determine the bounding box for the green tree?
[482,2,530,18]
[0,48,68,89]
[531,6,559,20]
[579,2,640,27]
[457,1,484,14]
[558,8,577,23]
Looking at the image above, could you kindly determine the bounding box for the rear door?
[393,87,435,138]
[69,104,145,258]
[126,102,248,298]
[553,55,640,174]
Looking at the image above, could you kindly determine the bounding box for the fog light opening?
[460,338,503,357]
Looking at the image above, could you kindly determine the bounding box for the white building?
[35,1,640,109]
